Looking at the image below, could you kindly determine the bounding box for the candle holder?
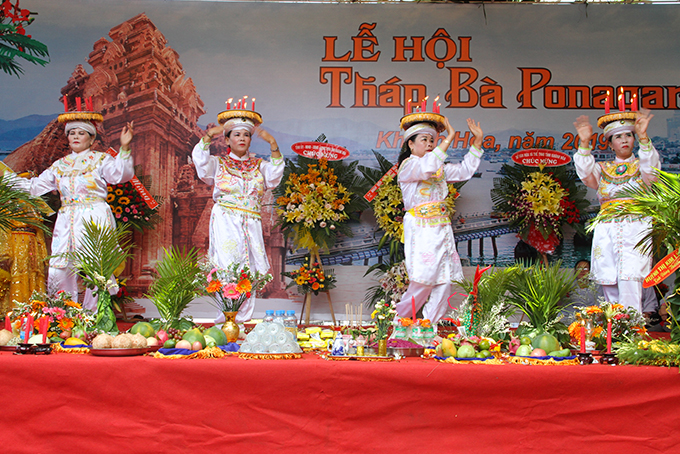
[600,352,618,365]
[14,343,35,355]
[34,343,53,355]
[577,352,593,365]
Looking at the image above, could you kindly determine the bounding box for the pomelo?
[457,344,476,358]
[204,326,228,346]
[130,322,155,338]
[532,333,560,354]
[515,344,533,356]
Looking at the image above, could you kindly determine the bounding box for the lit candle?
[579,322,586,354]
[63,95,68,112]
[406,98,411,115]
[86,96,93,111]
[605,91,610,114]
[4,313,10,331]
[24,314,33,343]
[226,98,232,110]
[39,317,48,343]
[243,101,248,110]
[76,97,81,111]
[411,296,417,325]
[606,319,612,354]
[433,96,440,113]
[618,94,624,112]
[631,94,638,112]
[251,98,255,111]
[421,96,428,112]
[237,99,242,110]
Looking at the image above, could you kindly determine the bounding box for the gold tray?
[597,111,637,129]
[400,112,446,132]
[217,109,262,126]
[90,347,148,357]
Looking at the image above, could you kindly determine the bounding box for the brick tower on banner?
[61,13,206,295]
[6,13,288,298]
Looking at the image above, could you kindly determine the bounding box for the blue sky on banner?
[2,0,679,152]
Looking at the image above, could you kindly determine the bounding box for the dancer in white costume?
[573,109,660,312]
[396,115,484,324]
[9,115,134,311]
[193,115,283,322]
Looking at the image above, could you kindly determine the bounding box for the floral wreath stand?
[298,249,337,326]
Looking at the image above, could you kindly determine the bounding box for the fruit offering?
[511,332,570,357]
[91,333,149,349]
[435,336,497,359]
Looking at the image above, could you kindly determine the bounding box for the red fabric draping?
[2,351,680,453]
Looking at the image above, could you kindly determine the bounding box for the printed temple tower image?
[5,13,288,298]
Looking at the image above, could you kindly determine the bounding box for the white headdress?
[223,118,255,136]
[64,121,97,136]
[403,122,437,142]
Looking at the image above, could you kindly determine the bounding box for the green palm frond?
[505,261,576,332]
[145,247,202,324]
[0,24,50,77]
[58,221,133,290]
[588,170,680,256]
[454,266,519,316]
[0,177,51,233]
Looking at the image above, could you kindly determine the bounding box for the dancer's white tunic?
[17,148,133,309]
[396,144,483,323]
[192,138,284,321]
[574,141,660,311]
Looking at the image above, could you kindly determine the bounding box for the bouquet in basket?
[568,300,647,349]
[11,290,95,341]
[201,262,272,312]
[282,256,336,296]
[491,164,588,256]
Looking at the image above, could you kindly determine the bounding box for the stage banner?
[2,0,679,296]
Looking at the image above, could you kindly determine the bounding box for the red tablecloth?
[2,351,680,453]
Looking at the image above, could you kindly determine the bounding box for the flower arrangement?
[202,262,272,313]
[491,164,588,256]
[364,259,410,308]
[11,290,95,340]
[359,151,464,262]
[106,168,163,232]
[568,300,647,349]
[282,257,336,295]
[371,299,398,340]
[110,278,135,314]
[275,156,366,253]
[451,266,515,340]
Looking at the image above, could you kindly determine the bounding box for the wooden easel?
[300,290,337,326]
[298,249,337,326]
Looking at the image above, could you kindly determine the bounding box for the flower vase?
[378,338,387,357]
[95,289,118,333]
[221,311,239,343]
